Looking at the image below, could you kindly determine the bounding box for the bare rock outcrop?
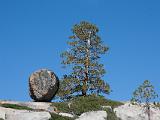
[114,102,160,120]
[29,69,59,102]
[76,111,107,120]
[0,107,51,120]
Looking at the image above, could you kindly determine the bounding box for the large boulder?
[29,69,59,102]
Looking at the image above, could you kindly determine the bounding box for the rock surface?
[59,112,74,118]
[0,109,5,120]
[1,100,160,120]
[0,101,54,112]
[29,69,59,102]
[76,111,107,120]
[0,107,51,120]
[114,102,160,120]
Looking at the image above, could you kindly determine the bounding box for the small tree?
[131,80,158,120]
[57,21,110,100]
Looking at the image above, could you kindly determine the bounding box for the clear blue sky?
[0,0,160,101]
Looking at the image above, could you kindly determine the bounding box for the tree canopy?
[57,21,110,100]
[131,80,158,120]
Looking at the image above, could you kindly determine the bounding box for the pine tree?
[131,80,158,120]
[58,21,110,100]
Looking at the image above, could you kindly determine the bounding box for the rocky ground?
[0,100,160,120]
[0,100,108,120]
[0,101,52,120]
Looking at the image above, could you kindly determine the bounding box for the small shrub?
[154,102,160,108]
[104,108,121,120]
[70,96,101,115]
[0,104,33,110]
[52,102,71,113]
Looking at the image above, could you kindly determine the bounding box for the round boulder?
[29,69,59,102]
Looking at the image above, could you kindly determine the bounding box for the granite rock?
[29,69,59,102]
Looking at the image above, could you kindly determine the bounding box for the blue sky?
[0,0,160,101]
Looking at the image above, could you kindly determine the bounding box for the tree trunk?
[82,73,88,96]
[147,106,151,120]
[82,37,90,96]
[82,87,87,96]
